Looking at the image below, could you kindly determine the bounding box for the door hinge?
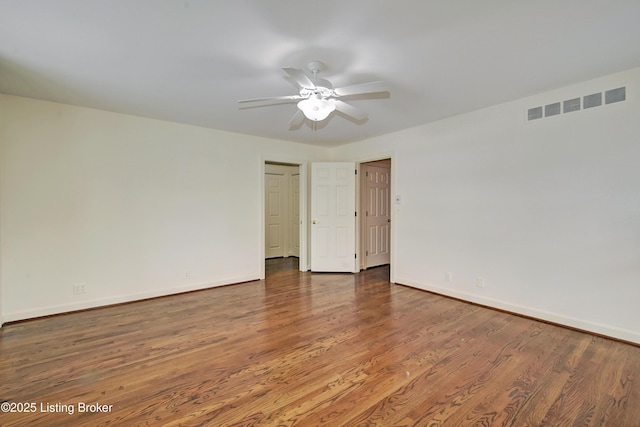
[366,171,369,177]
[355,253,357,259]
[355,211,357,217]
[366,250,369,256]
[355,169,357,175]
[366,210,369,216]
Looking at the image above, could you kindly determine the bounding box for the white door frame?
[354,152,396,283]
[260,157,308,279]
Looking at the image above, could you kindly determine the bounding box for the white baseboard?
[3,274,259,324]
[395,277,640,345]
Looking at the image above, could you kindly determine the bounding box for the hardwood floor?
[2,258,639,426]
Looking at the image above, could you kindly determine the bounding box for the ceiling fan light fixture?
[239,64,388,128]
[297,94,335,121]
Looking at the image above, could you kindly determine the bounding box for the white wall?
[332,67,640,343]
[3,67,639,344]
[0,95,328,322]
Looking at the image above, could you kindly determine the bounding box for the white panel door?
[289,173,300,257]
[265,171,286,258]
[311,162,357,272]
[364,164,391,268]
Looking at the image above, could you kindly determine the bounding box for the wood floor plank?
[1,257,640,426]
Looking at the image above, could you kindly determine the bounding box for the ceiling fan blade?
[333,81,388,97]
[288,109,305,128]
[238,95,304,103]
[283,67,316,90]
[237,101,301,110]
[332,100,368,121]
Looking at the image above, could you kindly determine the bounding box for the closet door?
[289,172,300,257]
[265,166,287,258]
[364,164,391,268]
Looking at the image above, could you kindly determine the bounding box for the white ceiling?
[2,1,640,147]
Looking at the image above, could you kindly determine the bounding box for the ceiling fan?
[238,61,388,128]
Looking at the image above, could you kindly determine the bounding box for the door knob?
[387,219,391,223]
[312,220,317,224]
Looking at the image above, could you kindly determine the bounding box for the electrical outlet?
[185,272,190,279]
[73,283,87,295]
[445,272,453,282]
[476,278,485,289]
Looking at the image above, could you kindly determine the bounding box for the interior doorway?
[359,159,391,270]
[265,162,300,259]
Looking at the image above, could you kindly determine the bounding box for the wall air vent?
[605,87,625,104]
[545,102,561,117]
[563,97,580,113]
[528,106,543,121]
[584,92,602,109]
[527,86,626,122]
